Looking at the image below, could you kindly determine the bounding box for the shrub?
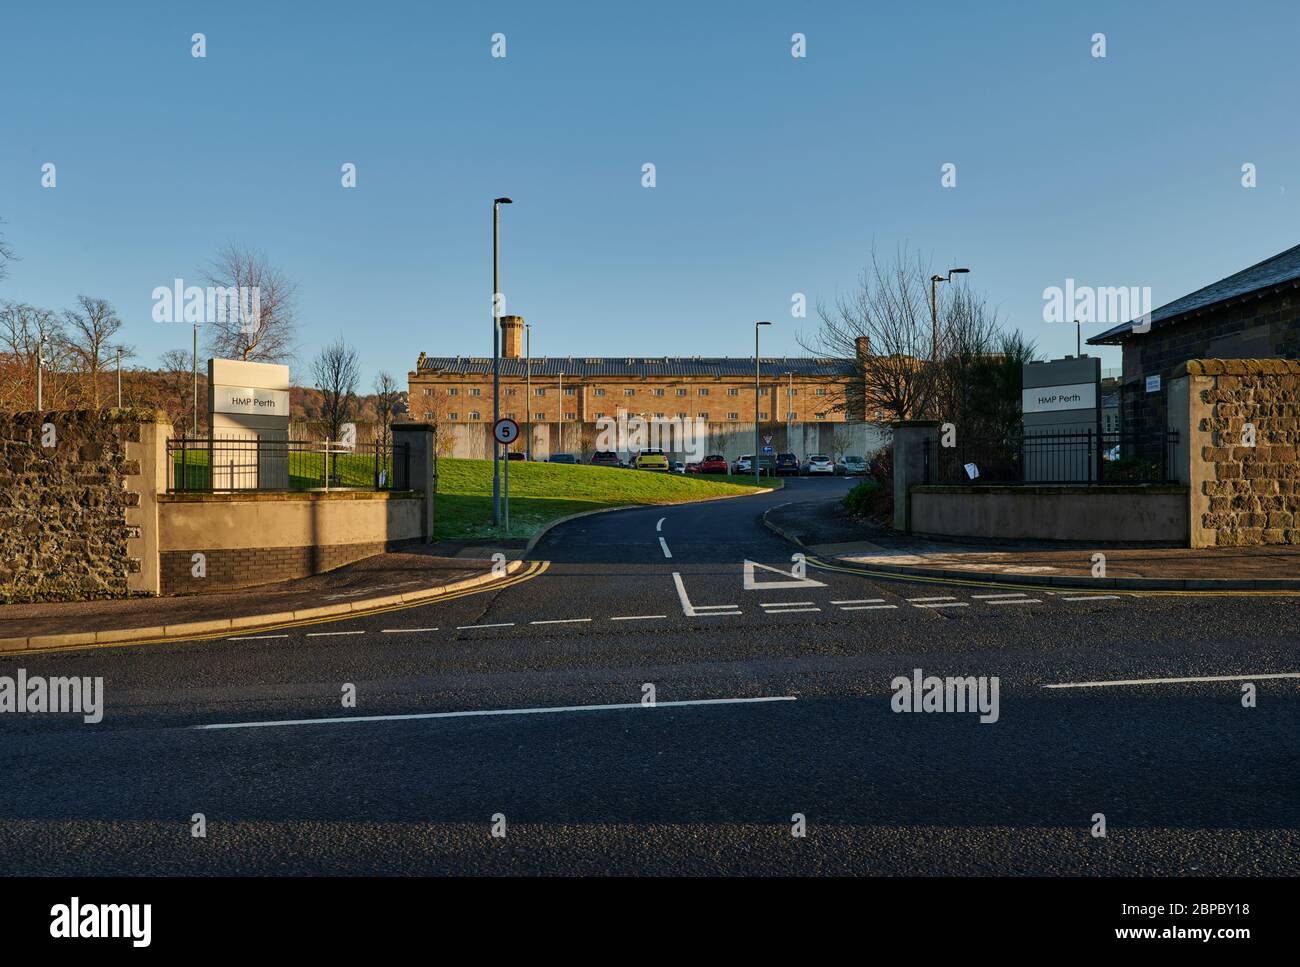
[844,479,883,517]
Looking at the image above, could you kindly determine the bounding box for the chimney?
[855,336,871,358]
[501,315,524,359]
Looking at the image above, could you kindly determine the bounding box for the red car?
[694,454,729,474]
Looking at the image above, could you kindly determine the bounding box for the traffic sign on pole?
[493,418,520,446]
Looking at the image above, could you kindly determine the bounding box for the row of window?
[421,386,829,398]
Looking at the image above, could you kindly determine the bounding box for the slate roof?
[1089,242,1300,344]
[414,355,856,378]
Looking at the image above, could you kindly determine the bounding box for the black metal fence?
[923,429,1179,485]
[168,436,409,492]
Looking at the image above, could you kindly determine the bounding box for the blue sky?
[3,0,1298,386]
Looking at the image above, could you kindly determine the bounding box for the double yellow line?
[23,560,551,656]
[806,555,1300,598]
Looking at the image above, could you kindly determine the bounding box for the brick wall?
[159,539,417,594]
[1177,358,1300,547]
[0,409,157,603]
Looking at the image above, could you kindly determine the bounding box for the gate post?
[892,421,941,533]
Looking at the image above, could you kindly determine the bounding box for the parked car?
[775,452,800,476]
[632,448,670,471]
[685,461,702,474]
[670,461,686,474]
[506,451,526,462]
[838,455,867,476]
[734,454,776,476]
[590,450,621,468]
[696,454,729,474]
[547,453,578,464]
[805,453,835,476]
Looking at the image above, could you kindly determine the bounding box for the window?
[816,412,826,420]
[788,412,797,420]
[728,388,739,396]
[422,388,432,397]
[624,388,635,396]
[448,387,459,396]
[469,411,480,421]
[816,388,827,396]
[533,411,545,420]
[759,412,768,419]
[564,411,576,420]
[787,387,796,396]
[654,412,665,419]
[698,412,709,420]
[698,388,709,396]
[677,411,687,419]
[758,387,769,396]
[506,388,516,397]
[676,388,687,397]
[654,388,665,397]
[564,387,576,395]
[449,412,459,420]
[595,411,605,419]
[506,411,516,419]
[423,411,432,420]
[728,412,739,420]
[594,388,605,397]
[470,387,481,396]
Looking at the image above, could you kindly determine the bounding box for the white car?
[806,454,835,476]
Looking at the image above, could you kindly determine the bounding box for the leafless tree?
[0,218,17,283]
[0,302,64,410]
[62,296,132,409]
[201,242,297,362]
[801,247,943,424]
[158,347,206,434]
[372,370,404,452]
[311,338,359,442]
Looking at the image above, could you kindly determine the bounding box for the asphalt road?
[2,477,1298,875]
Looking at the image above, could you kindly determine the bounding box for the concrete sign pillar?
[393,422,435,542]
[1022,356,1101,482]
[208,358,291,489]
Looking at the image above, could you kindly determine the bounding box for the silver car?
[806,454,835,476]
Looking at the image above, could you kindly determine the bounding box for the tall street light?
[782,369,794,455]
[192,323,200,437]
[557,371,564,454]
[929,267,970,359]
[116,347,123,408]
[36,336,48,410]
[492,196,513,525]
[754,321,771,485]
[525,322,532,460]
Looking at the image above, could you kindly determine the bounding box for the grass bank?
[433,459,778,539]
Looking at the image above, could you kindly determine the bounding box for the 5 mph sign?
[493,418,520,446]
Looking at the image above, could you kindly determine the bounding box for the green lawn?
[433,458,777,539]
[171,449,388,490]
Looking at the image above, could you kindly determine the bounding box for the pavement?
[763,496,1300,590]
[0,545,517,649]
[1,475,1297,875]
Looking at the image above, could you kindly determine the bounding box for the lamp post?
[36,336,48,410]
[929,267,970,359]
[192,323,199,437]
[754,321,771,484]
[116,347,123,408]
[492,196,513,526]
[557,371,564,453]
[525,323,532,460]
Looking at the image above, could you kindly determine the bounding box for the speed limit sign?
[493,418,520,445]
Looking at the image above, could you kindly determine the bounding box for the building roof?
[413,355,857,378]
[1089,242,1300,345]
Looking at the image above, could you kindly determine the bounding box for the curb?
[0,560,525,654]
[760,507,1300,592]
[524,485,777,554]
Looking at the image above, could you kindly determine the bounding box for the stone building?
[409,316,882,460]
[1089,242,1300,434]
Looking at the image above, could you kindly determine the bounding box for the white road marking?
[1044,672,1300,689]
[831,598,885,605]
[455,623,516,630]
[673,571,738,617]
[530,618,592,625]
[610,614,668,621]
[306,630,365,637]
[971,593,1032,600]
[1061,595,1121,601]
[692,611,743,617]
[759,607,821,614]
[985,598,1042,605]
[693,604,739,610]
[839,604,899,610]
[659,536,673,558]
[761,600,814,607]
[913,602,968,609]
[907,596,956,602]
[656,517,665,532]
[381,627,439,633]
[195,695,799,731]
[228,634,289,640]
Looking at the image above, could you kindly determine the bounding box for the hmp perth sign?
[208,358,290,489]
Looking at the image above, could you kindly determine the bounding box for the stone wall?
[1173,358,1300,547]
[0,409,158,603]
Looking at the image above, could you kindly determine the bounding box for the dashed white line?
[1061,595,1121,601]
[658,536,673,558]
[195,695,800,730]
[1044,672,1300,689]
[985,598,1042,605]
[530,618,592,625]
[761,601,814,607]
[691,611,743,617]
[656,517,666,532]
[831,598,886,605]
[380,627,439,633]
[760,607,821,614]
[913,602,969,609]
[228,634,289,640]
[610,614,668,621]
[971,593,1033,600]
[305,630,365,637]
[838,604,899,610]
[455,623,516,630]
[907,596,956,602]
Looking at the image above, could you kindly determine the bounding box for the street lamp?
[192,324,199,437]
[754,321,771,484]
[525,322,532,460]
[36,336,48,410]
[116,347,123,408]
[929,267,970,359]
[782,370,794,455]
[492,196,513,526]
[557,371,564,453]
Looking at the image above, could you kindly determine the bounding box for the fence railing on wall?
[922,429,1179,485]
[167,436,409,493]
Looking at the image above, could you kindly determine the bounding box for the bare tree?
[311,338,359,442]
[62,296,132,409]
[0,302,65,409]
[0,218,17,283]
[801,247,943,424]
[158,347,206,434]
[372,370,404,452]
[201,242,297,362]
